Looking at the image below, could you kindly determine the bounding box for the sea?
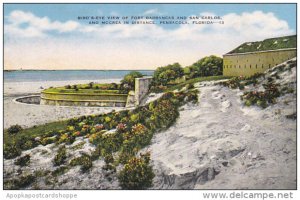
[4,70,154,82]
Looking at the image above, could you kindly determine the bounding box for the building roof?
[225,35,296,55]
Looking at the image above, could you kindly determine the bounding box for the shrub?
[21,140,36,150]
[4,144,21,159]
[41,137,56,146]
[57,133,75,145]
[51,166,69,177]
[153,63,184,86]
[65,85,71,89]
[118,152,154,189]
[104,153,114,164]
[120,71,143,91]
[186,55,223,78]
[69,153,92,172]
[4,174,36,189]
[53,145,67,166]
[7,124,23,135]
[15,154,31,167]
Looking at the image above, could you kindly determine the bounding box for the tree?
[120,71,143,91]
[153,63,184,86]
[187,55,223,79]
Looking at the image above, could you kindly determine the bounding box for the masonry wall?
[223,49,296,77]
[40,92,127,107]
[134,76,153,106]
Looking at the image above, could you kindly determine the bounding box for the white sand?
[4,79,123,129]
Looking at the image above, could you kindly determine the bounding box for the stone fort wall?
[223,48,296,77]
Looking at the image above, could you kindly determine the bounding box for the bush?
[53,145,67,166]
[69,153,93,172]
[7,124,23,135]
[153,63,184,86]
[21,140,36,150]
[4,174,36,189]
[120,71,143,91]
[41,137,56,146]
[65,85,71,89]
[15,154,31,167]
[186,55,223,79]
[4,144,21,159]
[118,152,154,189]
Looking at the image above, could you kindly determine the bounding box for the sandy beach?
[4,79,124,129]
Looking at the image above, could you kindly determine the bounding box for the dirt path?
[148,81,296,189]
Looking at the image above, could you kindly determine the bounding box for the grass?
[4,120,68,146]
[164,76,231,92]
[43,83,121,94]
[228,35,296,54]
[43,88,120,94]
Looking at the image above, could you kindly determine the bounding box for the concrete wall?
[40,92,127,107]
[40,99,125,107]
[223,48,296,77]
[15,95,41,104]
[134,76,153,106]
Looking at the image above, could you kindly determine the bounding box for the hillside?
[4,58,296,189]
[147,58,296,189]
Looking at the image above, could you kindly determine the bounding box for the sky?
[3,3,297,70]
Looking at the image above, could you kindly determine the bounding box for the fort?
[223,35,296,77]
[39,76,152,108]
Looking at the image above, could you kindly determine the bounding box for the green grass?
[228,35,296,54]
[43,83,120,94]
[164,76,231,92]
[4,120,68,146]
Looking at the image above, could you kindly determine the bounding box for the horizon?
[4,3,296,70]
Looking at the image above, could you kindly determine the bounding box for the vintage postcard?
[3,3,297,191]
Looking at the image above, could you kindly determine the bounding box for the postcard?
[3,3,297,192]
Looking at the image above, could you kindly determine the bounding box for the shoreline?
[4,79,124,129]
[4,79,122,97]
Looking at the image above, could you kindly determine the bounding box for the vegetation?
[185,55,223,79]
[43,83,122,94]
[53,145,67,166]
[7,124,23,135]
[4,143,22,159]
[4,86,199,189]
[69,153,93,172]
[118,152,155,189]
[120,71,143,92]
[152,63,184,86]
[151,75,229,93]
[15,154,31,167]
[228,35,296,54]
[4,173,36,189]
[220,58,296,109]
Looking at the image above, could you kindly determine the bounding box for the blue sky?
[4,4,296,30]
[4,3,297,70]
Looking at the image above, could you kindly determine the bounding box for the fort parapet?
[40,76,153,107]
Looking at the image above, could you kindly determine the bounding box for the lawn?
[4,120,68,146]
[163,75,231,92]
[43,83,121,94]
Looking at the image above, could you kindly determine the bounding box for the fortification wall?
[223,48,296,77]
[40,77,153,107]
[134,76,153,106]
[40,92,127,107]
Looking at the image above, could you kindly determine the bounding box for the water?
[4,70,154,82]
